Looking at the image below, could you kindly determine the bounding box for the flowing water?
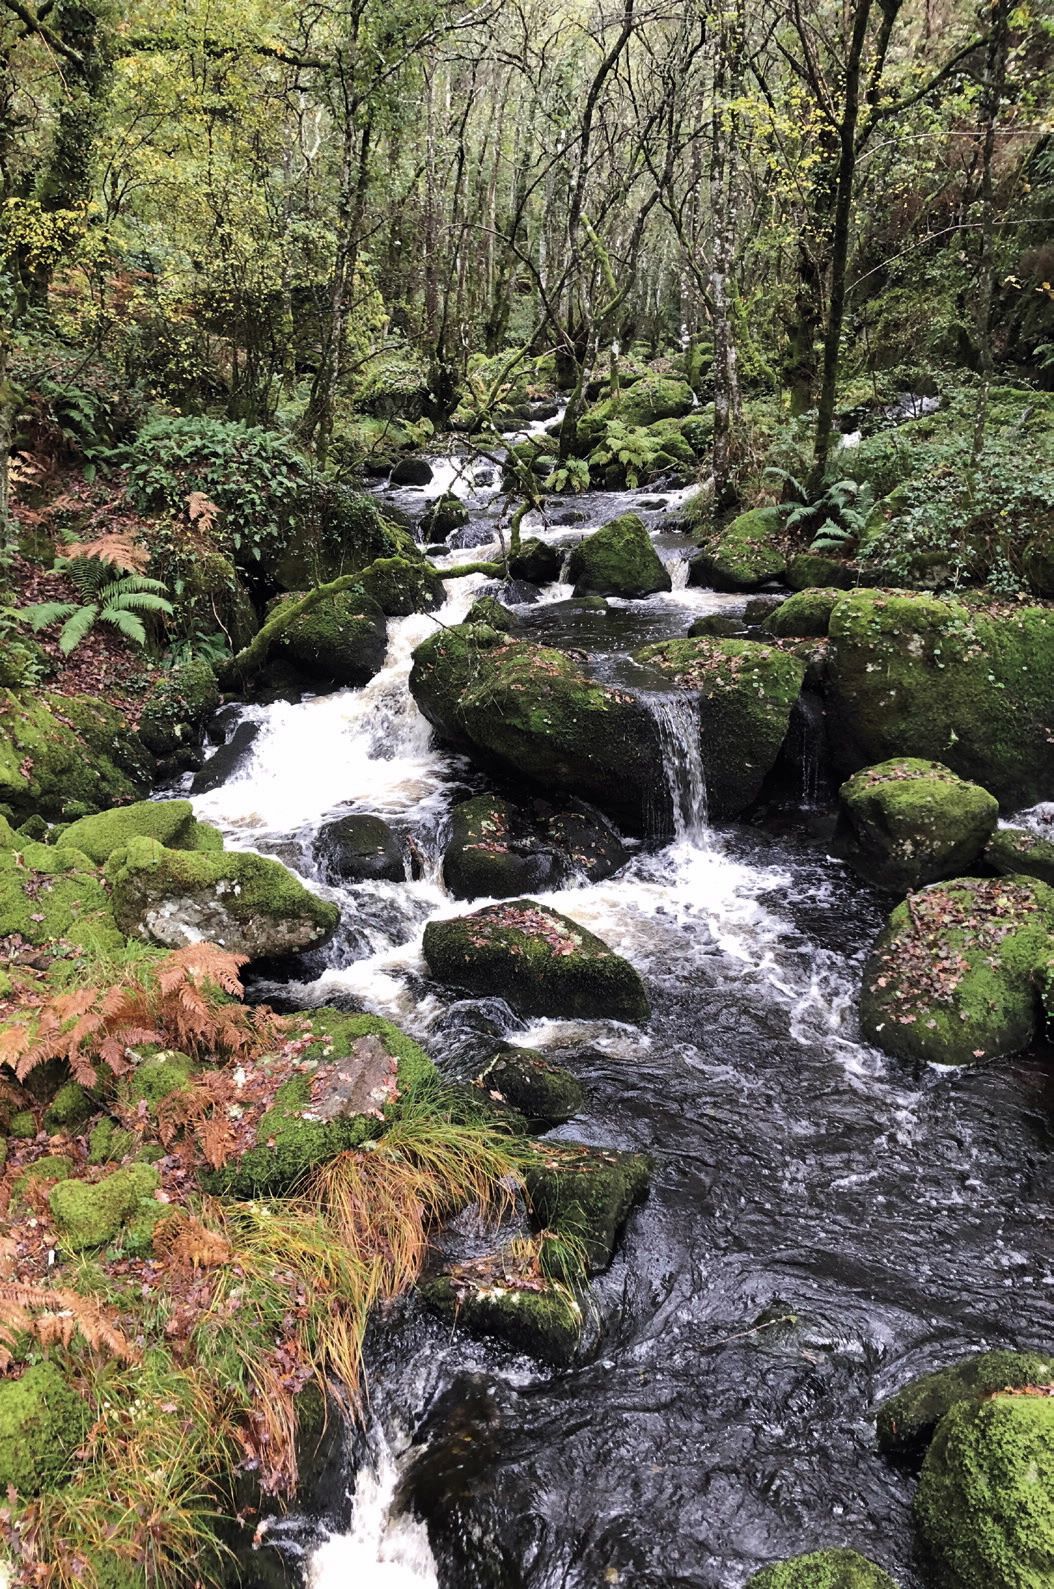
[189,436,1052,1589]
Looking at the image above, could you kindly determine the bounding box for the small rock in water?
[315,813,407,883]
[390,456,433,486]
[192,720,261,793]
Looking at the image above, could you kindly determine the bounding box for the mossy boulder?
[913,1392,1054,1589]
[838,759,999,893]
[567,513,671,598]
[825,591,1054,808]
[106,836,339,959]
[687,613,747,639]
[420,492,469,541]
[49,1162,161,1252]
[746,1549,897,1588]
[11,1153,74,1204]
[508,537,564,585]
[274,590,388,687]
[690,507,786,591]
[877,1349,1054,1458]
[443,795,565,899]
[0,840,123,951]
[62,799,223,864]
[522,1139,651,1271]
[859,876,1054,1066]
[766,588,843,639]
[358,555,445,616]
[986,827,1054,887]
[634,637,806,819]
[138,661,221,757]
[409,629,663,832]
[314,812,406,883]
[420,1265,583,1365]
[786,552,855,591]
[0,1362,90,1496]
[0,689,150,820]
[577,377,695,446]
[270,487,408,591]
[43,1081,93,1133]
[466,595,517,631]
[472,1045,584,1125]
[211,1009,436,1195]
[422,899,649,1022]
[120,1049,197,1111]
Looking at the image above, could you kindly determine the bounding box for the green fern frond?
[59,605,100,654]
[21,601,78,632]
[103,610,148,646]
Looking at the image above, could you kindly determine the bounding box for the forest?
[0,0,1052,1583]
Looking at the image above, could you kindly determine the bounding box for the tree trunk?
[971,0,1011,465]
[710,4,745,507]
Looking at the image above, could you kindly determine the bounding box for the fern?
[20,559,174,655]
[0,1282,138,1371]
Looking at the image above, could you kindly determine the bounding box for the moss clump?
[465,596,517,631]
[860,876,1054,1065]
[878,1349,1054,1458]
[11,1153,73,1203]
[273,589,387,686]
[62,799,223,864]
[523,1139,650,1271]
[635,636,806,819]
[43,1081,94,1133]
[577,376,695,445]
[691,506,785,590]
[106,835,339,958]
[826,591,1054,808]
[838,758,999,893]
[746,1549,898,1588]
[138,661,221,757]
[0,1362,90,1497]
[49,1162,161,1251]
[8,1108,37,1137]
[567,513,672,598]
[358,555,444,615]
[420,493,469,541]
[986,827,1054,887]
[121,1049,197,1110]
[420,1270,583,1365]
[473,1046,584,1125]
[0,841,124,951]
[766,587,843,638]
[508,537,564,584]
[914,1393,1054,1589]
[0,689,150,820]
[423,899,649,1023]
[88,1117,136,1164]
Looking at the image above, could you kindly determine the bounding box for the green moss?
[0,1362,90,1497]
[423,899,649,1023]
[860,875,1054,1065]
[358,555,444,616]
[878,1350,1054,1458]
[274,589,387,686]
[8,1108,37,1137]
[692,506,785,590]
[914,1393,1054,1589]
[138,661,221,757]
[986,827,1054,887]
[11,1153,73,1203]
[88,1117,136,1164]
[786,552,855,591]
[508,537,564,583]
[522,1139,651,1271]
[766,588,843,638]
[0,841,124,951]
[466,596,517,631]
[578,376,695,446]
[49,1163,161,1252]
[62,799,223,863]
[746,1548,898,1588]
[839,758,999,892]
[43,1080,94,1133]
[106,835,339,957]
[0,689,150,820]
[420,1271,583,1364]
[826,591,1054,808]
[421,493,469,541]
[567,512,672,598]
[120,1049,197,1110]
[473,1046,584,1125]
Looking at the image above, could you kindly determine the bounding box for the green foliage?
[588,420,664,488]
[22,571,173,655]
[771,470,874,552]
[543,456,591,493]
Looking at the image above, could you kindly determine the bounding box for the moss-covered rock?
[420,493,469,542]
[465,595,517,632]
[43,1081,94,1133]
[522,1139,651,1271]
[211,1008,436,1195]
[986,827,1054,887]
[508,537,564,585]
[786,552,855,591]
[0,1362,90,1496]
[877,1349,1054,1458]
[825,591,1054,808]
[0,689,150,820]
[358,555,444,616]
[271,486,409,591]
[422,899,649,1022]
[766,588,843,638]
[49,1163,161,1251]
[273,589,387,688]
[746,1549,897,1588]
[138,661,221,757]
[420,1266,583,1365]
[106,836,339,958]
[62,799,223,864]
[567,513,671,598]
[838,759,999,892]
[690,507,785,591]
[11,1153,74,1204]
[314,813,406,883]
[634,637,806,819]
[577,377,695,446]
[913,1392,1054,1589]
[0,840,123,950]
[859,876,1054,1065]
[120,1049,197,1111]
[687,613,747,638]
[472,1045,584,1125]
[443,795,564,899]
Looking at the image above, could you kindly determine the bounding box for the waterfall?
[642,690,708,842]
[308,1437,438,1588]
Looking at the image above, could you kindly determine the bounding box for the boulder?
[577,377,695,445]
[0,689,150,821]
[358,555,445,616]
[877,1349,1054,1458]
[825,591,1054,808]
[0,840,124,951]
[61,799,223,864]
[390,456,434,486]
[420,493,469,541]
[859,875,1054,1066]
[543,801,629,882]
[191,720,261,793]
[522,1139,651,1271]
[422,899,649,1022]
[746,1550,897,1588]
[106,835,339,958]
[273,589,387,687]
[913,1393,1054,1589]
[508,537,564,585]
[421,1252,583,1365]
[985,826,1054,887]
[838,759,999,892]
[465,595,517,631]
[472,1045,584,1125]
[634,637,806,818]
[765,588,843,638]
[442,795,565,899]
[690,507,785,590]
[687,613,747,638]
[138,661,221,758]
[568,513,672,598]
[0,1362,90,1497]
[314,813,406,883]
[786,552,855,590]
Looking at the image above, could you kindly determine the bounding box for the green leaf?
[59,605,100,654]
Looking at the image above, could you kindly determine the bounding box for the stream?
[187,430,1052,1589]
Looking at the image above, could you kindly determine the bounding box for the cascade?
[641,689,708,842]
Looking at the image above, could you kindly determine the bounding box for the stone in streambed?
[442,794,565,899]
[389,456,433,486]
[687,613,747,638]
[508,537,564,585]
[422,899,649,1022]
[138,661,221,758]
[315,813,406,883]
[420,493,469,542]
[765,587,843,638]
[745,1550,898,1588]
[985,826,1054,887]
[877,1349,1054,1459]
[568,512,671,598]
[465,595,517,631]
[522,1138,651,1272]
[420,1253,584,1365]
[471,1045,584,1125]
[273,590,387,688]
[838,758,998,893]
[542,800,628,881]
[358,555,445,615]
[191,720,261,793]
[689,506,785,591]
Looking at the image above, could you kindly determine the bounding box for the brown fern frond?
[61,532,149,573]
[0,1282,139,1368]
